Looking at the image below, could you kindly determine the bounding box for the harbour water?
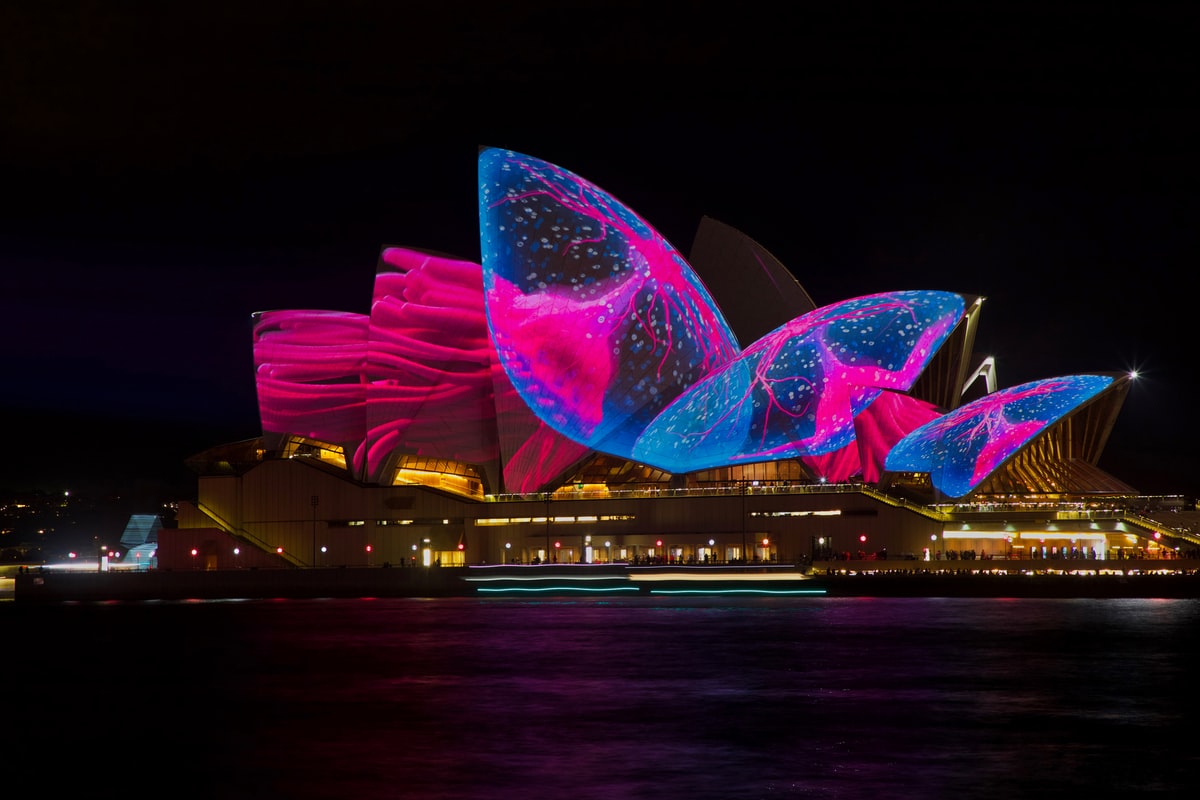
[3,596,1198,799]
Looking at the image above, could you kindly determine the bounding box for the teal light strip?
[465,575,628,583]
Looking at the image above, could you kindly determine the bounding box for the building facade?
[169,148,1200,572]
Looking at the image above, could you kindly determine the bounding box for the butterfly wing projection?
[478,147,742,460]
[884,374,1115,498]
[632,290,965,473]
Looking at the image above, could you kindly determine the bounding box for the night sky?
[3,3,1197,500]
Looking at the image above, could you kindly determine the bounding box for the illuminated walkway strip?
[628,573,811,582]
[649,588,828,596]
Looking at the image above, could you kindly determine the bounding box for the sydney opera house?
[168,147,1198,573]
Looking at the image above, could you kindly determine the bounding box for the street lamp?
[543,492,552,563]
[740,481,747,562]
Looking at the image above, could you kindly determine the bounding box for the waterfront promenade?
[9,560,1200,602]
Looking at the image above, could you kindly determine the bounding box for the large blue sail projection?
[478,147,742,459]
[885,375,1114,497]
[632,291,965,473]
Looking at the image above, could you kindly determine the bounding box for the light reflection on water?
[4,597,1199,799]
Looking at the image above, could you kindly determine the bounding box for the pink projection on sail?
[253,309,368,470]
[364,247,586,489]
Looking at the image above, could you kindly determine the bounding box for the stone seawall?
[12,565,1200,602]
[812,571,1200,598]
[14,566,471,603]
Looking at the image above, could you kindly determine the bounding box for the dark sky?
[2,2,1198,500]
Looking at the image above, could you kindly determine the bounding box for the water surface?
[4,597,1197,799]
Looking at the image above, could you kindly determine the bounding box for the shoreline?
[10,564,1200,602]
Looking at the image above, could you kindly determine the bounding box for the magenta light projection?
[884,374,1115,497]
[478,147,742,460]
[631,291,965,473]
[362,248,500,481]
[363,247,588,490]
[800,390,944,484]
[252,309,369,465]
[491,354,592,494]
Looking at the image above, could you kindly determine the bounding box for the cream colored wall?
[187,460,1161,568]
